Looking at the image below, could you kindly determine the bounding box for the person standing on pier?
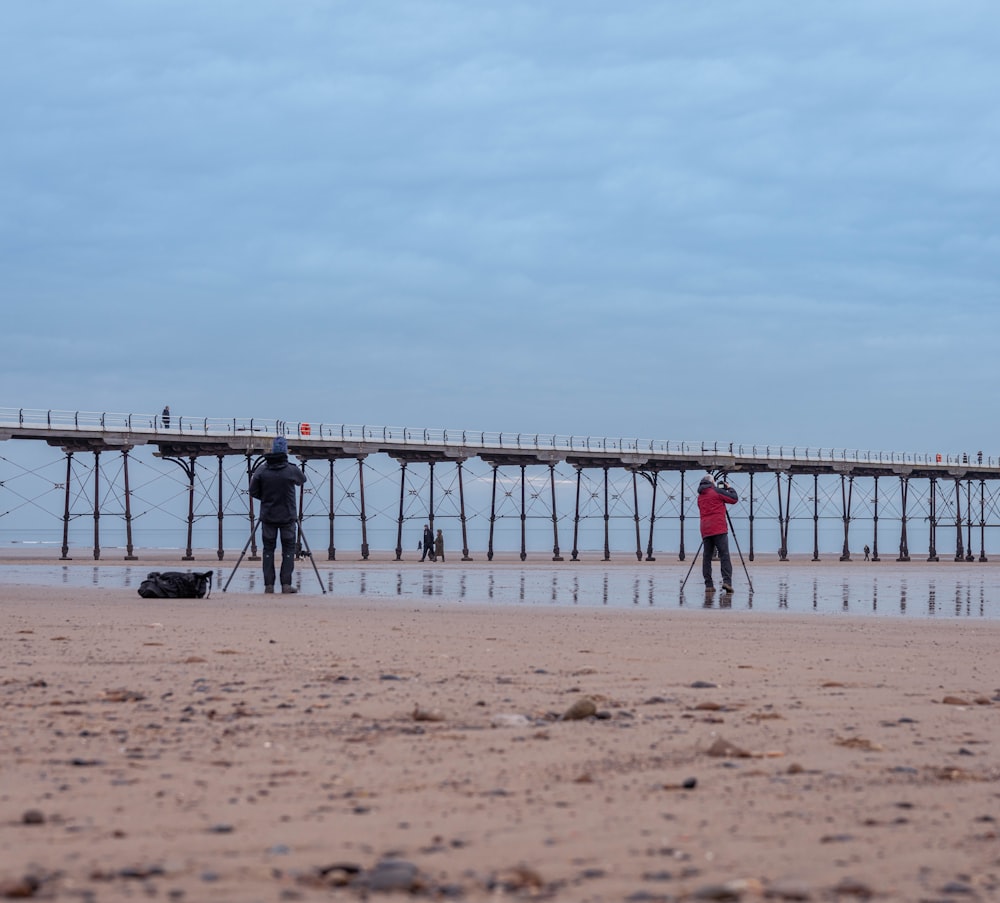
[697,473,738,594]
[249,436,306,593]
[162,405,170,429]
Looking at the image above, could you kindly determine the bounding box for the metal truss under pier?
[1,408,997,564]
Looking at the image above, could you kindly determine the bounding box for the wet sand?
[2,568,999,901]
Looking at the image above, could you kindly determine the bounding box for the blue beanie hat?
[272,436,288,454]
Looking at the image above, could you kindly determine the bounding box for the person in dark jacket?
[697,473,738,593]
[249,436,306,594]
[421,523,435,561]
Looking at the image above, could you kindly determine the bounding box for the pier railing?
[0,406,991,468]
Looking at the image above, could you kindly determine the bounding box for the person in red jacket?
[697,473,738,593]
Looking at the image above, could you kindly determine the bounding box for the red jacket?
[697,480,737,537]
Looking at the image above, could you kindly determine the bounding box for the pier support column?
[643,471,658,561]
[549,463,562,561]
[871,475,880,561]
[488,465,498,561]
[839,474,853,561]
[519,463,527,562]
[777,473,791,561]
[458,461,473,561]
[327,460,336,561]
[358,457,369,560]
[395,461,406,561]
[92,450,101,560]
[748,473,755,561]
[927,478,939,561]
[60,451,73,560]
[632,471,642,561]
[122,449,138,560]
[602,466,610,562]
[897,476,910,561]
[979,479,988,562]
[163,454,196,560]
[247,454,260,561]
[427,461,435,539]
[812,474,820,561]
[953,478,965,561]
[678,470,686,561]
[571,466,582,561]
[216,454,225,561]
[965,479,975,562]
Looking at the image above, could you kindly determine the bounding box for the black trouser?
[262,521,296,587]
[701,533,733,588]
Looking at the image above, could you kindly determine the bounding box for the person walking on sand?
[864,544,871,561]
[421,523,434,561]
[435,528,445,563]
[249,436,306,594]
[697,472,738,594]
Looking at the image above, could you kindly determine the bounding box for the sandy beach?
[2,566,999,901]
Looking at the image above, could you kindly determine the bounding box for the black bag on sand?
[138,570,213,599]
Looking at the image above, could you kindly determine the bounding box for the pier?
[1,407,996,563]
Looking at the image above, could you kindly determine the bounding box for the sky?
[3,1,998,458]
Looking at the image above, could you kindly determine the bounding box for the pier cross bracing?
[1,407,997,563]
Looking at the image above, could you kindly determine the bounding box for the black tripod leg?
[726,510,754,593]
[295,523,327,594]
[679,540,704,593]
[223,520,259,593]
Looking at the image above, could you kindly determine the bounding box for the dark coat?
[249,453,306,524]
[697,479,737,537]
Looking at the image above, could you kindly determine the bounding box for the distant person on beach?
[697,473,738,593]
[162,405,170,428]
[864,544,871,561]
[249,436,306,594]
[435,528,445,562]
[421,523,434,561]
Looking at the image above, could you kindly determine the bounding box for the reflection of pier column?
[549,463,562,561]
[458,460,473,561]
[644,471,658,562]
[871,475,880,561]
[748,473,755,561]
[327,459,336,561]
[358,457,369,560]
[632,471,642,561]
[519,463,527,562]
[953,478,964,562]
[394,461,406,560]
[487,464,498,562]
[92,450,101,560]
[927,477,938,561]
[571,466,582,562]
[122,448,138,560]
[839,474,853,561]
[60,451,73,560]
[602,466,610,562]
[678,471,686,561]
[897,476,910,561]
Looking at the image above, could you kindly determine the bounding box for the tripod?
[223,517,326,594]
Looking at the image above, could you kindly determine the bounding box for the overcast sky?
[3,1,998,456]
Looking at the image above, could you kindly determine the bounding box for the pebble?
[562,697,597,720]
[21,809,45,825]
[365,858,420,892]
